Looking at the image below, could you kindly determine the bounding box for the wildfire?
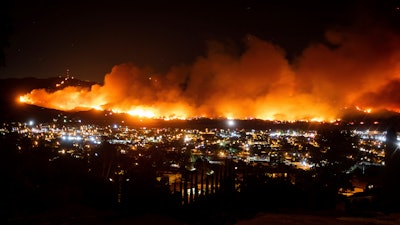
[355,106,372,114]
[17,26,400,121]
[19,95,28,103]
[126,108,156,118]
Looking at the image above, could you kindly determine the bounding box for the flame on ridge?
[18,25,400,121]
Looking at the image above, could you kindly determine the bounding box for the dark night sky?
[0,0,399,82]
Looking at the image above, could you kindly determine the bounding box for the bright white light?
[28,120,34,126]
[184,135,191,142]
[227,120,235,127]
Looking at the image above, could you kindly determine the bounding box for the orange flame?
[18,26,400,121]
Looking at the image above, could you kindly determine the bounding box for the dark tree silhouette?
[383,126,400,213]
[314,127,359,170]
[306,127,360,208]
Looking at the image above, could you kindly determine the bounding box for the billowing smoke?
[355,80,400,112]
[20,24,400,121]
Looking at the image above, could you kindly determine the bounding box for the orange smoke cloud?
[19,25,400,121]
[295,25,400,117]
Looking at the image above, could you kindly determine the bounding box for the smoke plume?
[20,25,400,121]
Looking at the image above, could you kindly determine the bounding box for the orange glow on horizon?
[16,27,400,121]
[16,91,399,121]
[16,89,344,121]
